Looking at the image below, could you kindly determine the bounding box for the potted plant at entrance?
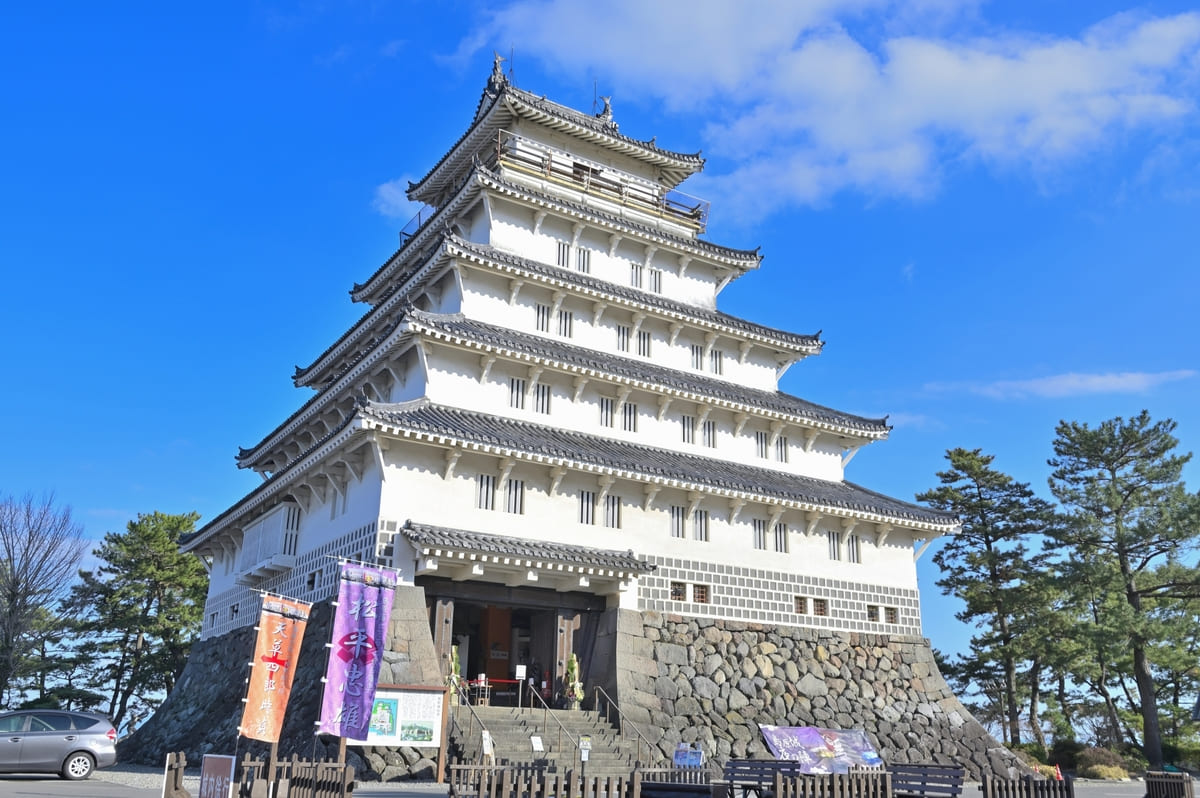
[564,653,584,710]
[447,644,462,705]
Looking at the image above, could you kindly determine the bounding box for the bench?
[888,763,966,798]
[722,760,809,798]
[1146,772,1196,798]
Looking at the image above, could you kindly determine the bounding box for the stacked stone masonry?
[123,596,1022,781]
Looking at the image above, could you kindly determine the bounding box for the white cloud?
[462,2,1200,215]
[373,177,421,220]
[928,369,1198,399]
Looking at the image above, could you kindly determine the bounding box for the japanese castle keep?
[126,61,1021,777]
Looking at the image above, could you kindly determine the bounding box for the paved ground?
[0,768,1158,798]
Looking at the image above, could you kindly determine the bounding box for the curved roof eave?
[353,165,761,307]
[360,400,957,532]
[409,79,704,205]
[407,310,886,439]
[445,235,821,355]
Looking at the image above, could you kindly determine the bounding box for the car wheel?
[61,752,95,780]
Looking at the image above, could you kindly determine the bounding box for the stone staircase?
[447,704,658,778]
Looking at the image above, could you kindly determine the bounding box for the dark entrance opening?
[421,577,606,708]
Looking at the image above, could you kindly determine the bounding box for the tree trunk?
[1028,659,1047,757]
[1134,644,1163,767]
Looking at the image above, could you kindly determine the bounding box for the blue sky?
[2,2,1198,660]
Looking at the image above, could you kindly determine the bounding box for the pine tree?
[68,511,207,731]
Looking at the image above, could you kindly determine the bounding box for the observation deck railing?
[492,129,709,233]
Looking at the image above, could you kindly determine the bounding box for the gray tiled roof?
[401,520,654,573]
[351,165,761,305]
[407,310,887,437]
[361,400,956,528]
[444,236,821,353]
[314,226,813,388]
[412,76,702,204]
[243,300,871,471]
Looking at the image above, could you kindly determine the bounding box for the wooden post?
[435,686,449,783]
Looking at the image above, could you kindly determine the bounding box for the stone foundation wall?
[119,586,445,782]
[124,598,1020,781]
[611,609,1023,779]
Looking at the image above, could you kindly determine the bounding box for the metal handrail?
[523,679,578,755]
[591,684,663,767]
[448,680,492,764]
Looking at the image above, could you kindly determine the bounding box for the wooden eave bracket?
[643,483,661,510]
[643,244,658,268]
[876,522,893,547]
[668,321,684,346]
[657,396,673,421]
[842,445,861,467]
[630,311,647,337]
[607,233,622,257]
[370,436,389,483]
[839,517,859,544]
[497,457,516,487]
[508,278,525,305]
[597,475,614,506]
[573,376,589,402]
[444,449,461,480]
[677,255,691,279]
[803,428,821,453]
[914,531,941,562]
[548,465,567,495]
[532,209,547,235]
[592,301,608,325]
[734,412,750,436]
[728,497,745,524]
[479,354,497,384]
[776,354,800,381]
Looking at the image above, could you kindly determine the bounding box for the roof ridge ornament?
[595,94,618,132]
[487,51,507,96]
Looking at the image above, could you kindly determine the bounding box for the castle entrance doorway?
[420,578,605,707]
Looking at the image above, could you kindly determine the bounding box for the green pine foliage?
[67,511,207,731]
[921,412,1200,768]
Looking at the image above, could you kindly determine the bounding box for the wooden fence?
[1145,772,1195,798]
[979,774,1074,798]
[449,763,891,798]
[163,751,189,798]
[238,753,356,798]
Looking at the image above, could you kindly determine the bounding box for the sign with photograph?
[365,685,445,747]
[759,726,883,773]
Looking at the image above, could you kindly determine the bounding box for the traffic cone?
[1054,764,1063,781]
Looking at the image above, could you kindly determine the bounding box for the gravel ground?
[93,762,201,791]
[92,763,451,794]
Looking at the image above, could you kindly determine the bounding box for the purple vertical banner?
[318,563,397,739]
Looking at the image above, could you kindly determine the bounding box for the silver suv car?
[0,709,118,779]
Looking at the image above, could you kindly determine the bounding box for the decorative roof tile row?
[407,310,887,437]
[445,236,822,353]
[308,224,813,389]
[401,521,654,573]
[361,399,956,529]
[351,164,761,306]
[411,74,702,205]
[241,303,875,471]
